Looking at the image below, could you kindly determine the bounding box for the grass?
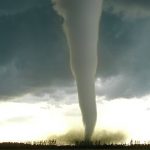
[1,140,150,150]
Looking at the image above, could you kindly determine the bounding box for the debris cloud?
[48,129,127,145]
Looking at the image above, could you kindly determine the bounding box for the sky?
[0,0,150,143]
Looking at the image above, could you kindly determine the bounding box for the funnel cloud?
[52,0,103,140]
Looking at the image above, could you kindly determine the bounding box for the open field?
[1,142,150,150]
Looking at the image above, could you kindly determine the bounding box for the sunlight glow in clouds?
[96,97,150,143]
[0,101,68,142]
[1,89,150,143]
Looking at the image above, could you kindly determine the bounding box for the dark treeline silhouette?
[74,140,150,149]
[0,140,57,149]
[1,139,150,149]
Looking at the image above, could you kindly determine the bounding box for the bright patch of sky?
[1,87,150,143]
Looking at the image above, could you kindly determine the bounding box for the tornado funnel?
[52,0,103,140]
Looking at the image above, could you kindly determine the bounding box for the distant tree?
[130,139,133,145]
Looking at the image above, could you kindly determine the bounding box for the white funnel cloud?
[52,0,103,140]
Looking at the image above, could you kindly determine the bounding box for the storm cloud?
[0,0,72,99]
[0,0,150,100]
[103,0,150,19]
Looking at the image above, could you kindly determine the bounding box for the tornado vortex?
[52,0,103,140]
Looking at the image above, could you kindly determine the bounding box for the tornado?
[52,0,103,140]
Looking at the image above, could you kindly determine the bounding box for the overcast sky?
[0,0,150,100]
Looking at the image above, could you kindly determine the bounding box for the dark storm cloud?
[0,0,72,99]
[0,0,49,16]
[97,0,150,99]
[104,0,150,19]
[97,11,150,99]
[0,0,150,100]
